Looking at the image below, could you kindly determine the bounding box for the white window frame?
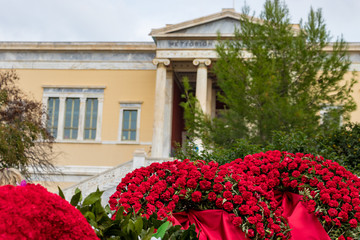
[43,86,104,142]
[118,102,142,144]
[319,105,343,126]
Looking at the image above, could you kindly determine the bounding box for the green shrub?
[59,188,198,240]
[323,123,360,175]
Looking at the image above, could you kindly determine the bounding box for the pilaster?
[151,59,172,158]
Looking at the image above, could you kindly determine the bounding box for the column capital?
[193,58,211,67]
[153,58,170,67]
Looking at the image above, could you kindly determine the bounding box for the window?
[320,106,342,130]
[84,98,98,140]
[122,110,137,141]
[43,87,104,142]
[64,98,80,139]
[47,97,59,138]
[119,102,142,143]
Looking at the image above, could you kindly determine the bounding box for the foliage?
[268,130,338,161]
[183,0,356,147]
[174,138,263,166]
[323,123,360,176]
[61,187,198,240]
[267,125,360,176]
[0,70,55,178]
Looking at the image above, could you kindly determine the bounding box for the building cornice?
[0,41,156,51]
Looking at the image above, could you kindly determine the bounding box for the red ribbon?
[173,192,330,240]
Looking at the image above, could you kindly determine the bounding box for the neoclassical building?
[1,9,360,195]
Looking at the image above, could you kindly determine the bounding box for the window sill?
[55,139,102,144]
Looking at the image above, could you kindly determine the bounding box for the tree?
[197,0,356,146]
[0,70,55,178]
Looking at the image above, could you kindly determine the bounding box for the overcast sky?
[0,0,359,42]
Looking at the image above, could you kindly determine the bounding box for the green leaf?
[153,221,170,239]
[84,211,96,221]
[134,217,143,234]
[70,191,81,206]
[83,188,104,206]
[57,186,65,199]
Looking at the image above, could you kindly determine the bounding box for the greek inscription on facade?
[161,40,215,49]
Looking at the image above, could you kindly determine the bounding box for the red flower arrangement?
[0,184,99,240]
[109,150,360,240]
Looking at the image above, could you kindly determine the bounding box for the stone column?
[193,59,211,115]
[151,59,172,158]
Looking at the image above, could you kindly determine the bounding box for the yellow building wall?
[344,71,360,123]
[15,69,156,167]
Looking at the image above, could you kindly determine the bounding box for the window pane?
[123,111,130,129]
[64,98,80,139]
[130,111,137,130]
[122,130,129,140]
[47,97,59,138]
[84,98,98,140]
[84,129,89,139]
[130,130,136,140]
[122,110,137,141]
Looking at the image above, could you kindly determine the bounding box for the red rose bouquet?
[110,151,360,239]
[0,184,99,240]
[110,156,291,239]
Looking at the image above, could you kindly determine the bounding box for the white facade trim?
[118,102,142,143]
[43,87,104,142]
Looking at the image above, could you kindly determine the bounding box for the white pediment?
[150,8,242,38]
[170,17,240,35]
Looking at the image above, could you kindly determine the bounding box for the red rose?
[186,179,197,189]
[191,191,202,203]
[288,162,297,170]
[242,191,252,201]
[349,219,358,228]
[208,192,217,201]
[199,180,212,190]
[320,193,331,204]
[232,217,243,226]
[343,195,351,203]
[328,200,339,208]
[204,171,215,180]
[216,198,224,208]
[223,202,234,212]
[233,195,243,204]
[338,211,349,222]
[291,171,300,178]
[213,183,223,193]
[328,208,338,217]
[248,216,258,224]
[214,176,224,183]
[157,170,166,178]
[224,182,233,191]
[223,191,233,200]
[309,177,319,186]
[290,180,298,188]
[247,229,255,238]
